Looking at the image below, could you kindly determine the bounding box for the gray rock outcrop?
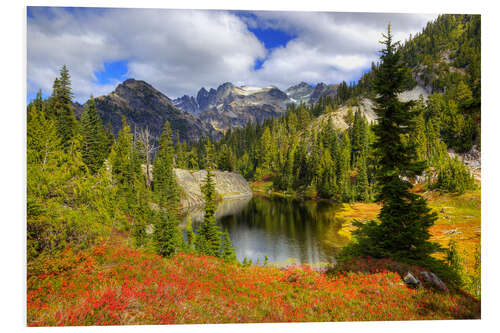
[174,168,252,209]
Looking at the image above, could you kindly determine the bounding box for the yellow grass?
[336,189,481,273]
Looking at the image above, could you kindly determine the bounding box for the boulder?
[421,271,449,292]
[403,271,421,289]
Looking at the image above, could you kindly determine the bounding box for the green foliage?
[350,26,439,262]
[27,133,117,260]
[53,65,77,147]
[195,168,221,257]
[445,237,464,277]
[217,144,234,171]
[435,157,476,194]
[109,117,137,189]
[79,96,109,174]
[153,121,180,211]
[154,209,182,258]
[185,216,195,249]
[221,230,237,263]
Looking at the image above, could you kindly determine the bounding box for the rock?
[444,229,461,235]
[421,271,449,292]
[174,168,252,209]
[195,83,291,131]
[403,271,421,289]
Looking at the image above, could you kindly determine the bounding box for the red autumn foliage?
[27,243,480,326]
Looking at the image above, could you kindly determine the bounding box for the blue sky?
[27,7,437,102]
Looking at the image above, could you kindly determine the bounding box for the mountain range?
[73,79,342,141]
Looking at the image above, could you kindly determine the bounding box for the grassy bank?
[336,188,481,296]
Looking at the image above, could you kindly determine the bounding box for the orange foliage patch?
[28,243,479,326]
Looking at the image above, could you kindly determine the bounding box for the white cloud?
[27,8,437,103]
[243,11,438,89]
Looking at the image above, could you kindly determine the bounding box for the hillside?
[74,79,217,142]
[27,239,480,326]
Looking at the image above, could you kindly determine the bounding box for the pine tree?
[153,121,180,211]
[351,25,439,261]
[79,96,107,174]
[109,117,135,189]
[195,165,221,257]
[194,140,223,257]
[256,127,272,178]
[337,131,351,201]
[318,147,336,198]
[355,155,369,202]
[54,65,77,147]
[154,209,182,258]
[221,230,237,263]
[27,95,61,166]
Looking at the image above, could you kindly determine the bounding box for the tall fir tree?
[195,139,222,257]
[109,117,135,189]
[53,65,77,147]
[351,25,439,261]
[79,96,108,174]
[154,209,182,258]
[146,121,183,257]
[153,121,180,211]
[221,230,237,263]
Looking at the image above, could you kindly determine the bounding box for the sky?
[27,7,438,103]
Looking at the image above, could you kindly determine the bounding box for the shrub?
[434,157,476,194]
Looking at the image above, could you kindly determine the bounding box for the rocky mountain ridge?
[73,79,218,142]
[172,81,342,131]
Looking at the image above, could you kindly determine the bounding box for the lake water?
[184,194,350,267]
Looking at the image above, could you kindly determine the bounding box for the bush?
[434,157,476,194]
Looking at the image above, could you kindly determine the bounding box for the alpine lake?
[182,194,351,269]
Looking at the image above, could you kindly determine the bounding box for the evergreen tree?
[154,209,182,258]
[53,65,77,147]
[221,230,237,263]
[79,96,107,174]
[194,163,221,257]
[153,121,180,211]
[351,26,439,261]
[193,139,230,257]
[318,147,336,198]
[109,117,135,189]
[217,144,234,171]
[435,157,476,194]
[27,95,61,165]
[255,127,272,178]
[355,156,370,202]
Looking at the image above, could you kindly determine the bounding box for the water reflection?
[183,194,349,267]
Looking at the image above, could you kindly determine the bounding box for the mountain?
[172,81,342,132]
[74,79,217,142]
[179,82,292,131]
[285,82,314,104]
[309,83,339,104]
[173,95,200,115]
[285,82,339,105]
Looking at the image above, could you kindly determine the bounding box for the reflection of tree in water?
[182,196,252,226]
[184,195,350,265]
